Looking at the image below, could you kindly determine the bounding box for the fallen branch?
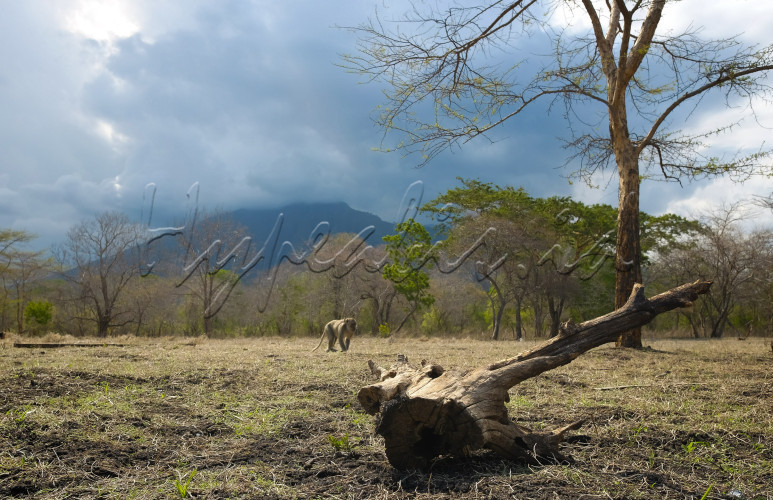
[358,280,712,469]
[593,382,709,391]
[13,343,128,348]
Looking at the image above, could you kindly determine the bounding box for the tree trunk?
[487,281,505,341]
[710,310,730,338]
[547,295,565,338]
[97,316,110,337]
[358,280,711,469]
[382,291,394,328]
[15,293,24,335]
[532,298,544,338]
[364,296,380,334]
[685,313,701,338]
[331,279,343,320]
[394,304,417,333]
[492,301,505,341]
[614,144,643,348]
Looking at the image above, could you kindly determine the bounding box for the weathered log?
[13,343,127,348]
[358,280,712,469]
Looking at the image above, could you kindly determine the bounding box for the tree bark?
[394,304,417,333]
[531,297,544,338]
[492,300,505,341]
[358,280,711,469]
[614,154,643,347]
[612,121,644,348]
[514,297,523,341]
[547,294,565,338]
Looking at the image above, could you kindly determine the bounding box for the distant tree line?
[1,180,771,340]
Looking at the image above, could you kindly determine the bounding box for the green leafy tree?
[345,1,773,347]
[425,180,537,339]
[425,179,617,338]
[454,213,539,340]
[530,197,617,336]
[640,212,703,263]
[382,219,436,332]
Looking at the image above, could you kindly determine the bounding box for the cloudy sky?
[1,0,771,249]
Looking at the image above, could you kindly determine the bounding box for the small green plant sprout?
[328,432,356,452]
[6,405,32,426]
[682,440,708,454]
[699,484,713,500]
[173,469,197,498]
[627,424,648,446]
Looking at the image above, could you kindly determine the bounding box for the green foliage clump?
[420,306,445,335]
[382,218,436,331]
[378,323,391,338]
[24,300,53,332]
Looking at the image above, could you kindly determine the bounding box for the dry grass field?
[0,334,771,499]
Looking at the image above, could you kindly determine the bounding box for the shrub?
[24,301,53,333]
[378,323,391,338]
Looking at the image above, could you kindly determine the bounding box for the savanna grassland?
[0,334,771,499]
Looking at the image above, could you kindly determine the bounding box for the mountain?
[230,202,396,248]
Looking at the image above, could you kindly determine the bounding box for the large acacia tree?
[344,0,773,347]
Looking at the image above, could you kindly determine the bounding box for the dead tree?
[358,280,712,469]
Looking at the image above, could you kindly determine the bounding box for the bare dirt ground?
[0,334,771,499]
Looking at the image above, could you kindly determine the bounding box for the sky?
[1,0,772,250]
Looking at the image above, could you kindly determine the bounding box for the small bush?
[24,301,53,334]
[378,323,391,338]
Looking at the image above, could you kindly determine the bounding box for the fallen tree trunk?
[358,280,712,469]
[13,343,128,348]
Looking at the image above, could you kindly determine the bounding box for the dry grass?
[0,334,771,499]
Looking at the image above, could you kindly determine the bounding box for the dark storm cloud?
[0,1,770,249]
[76,1,582,218]
[77,2,405,220]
